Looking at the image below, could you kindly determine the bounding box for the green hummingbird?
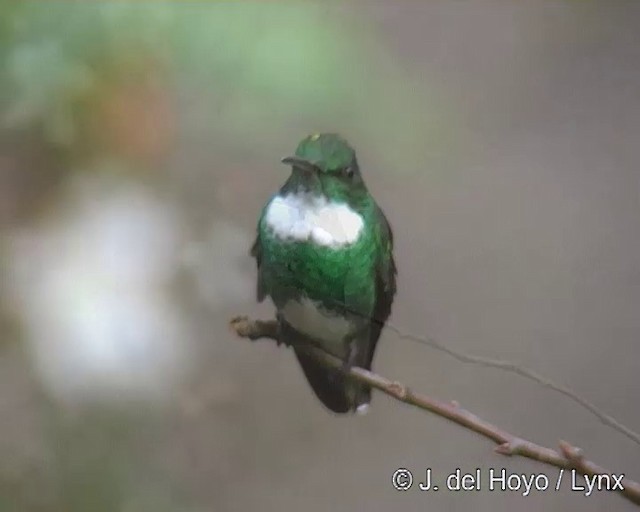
[251,133,397,414]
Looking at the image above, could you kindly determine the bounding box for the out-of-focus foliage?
[1,2,453,170]
[1,3,174,151]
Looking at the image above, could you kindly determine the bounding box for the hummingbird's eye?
[342,166,355,179]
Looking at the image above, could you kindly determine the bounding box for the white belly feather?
[281,297,352,355]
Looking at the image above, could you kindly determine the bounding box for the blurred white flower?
[4,173,192,404]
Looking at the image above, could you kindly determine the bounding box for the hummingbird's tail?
[293,348,370,414]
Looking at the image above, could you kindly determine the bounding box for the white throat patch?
[264,192,364,248]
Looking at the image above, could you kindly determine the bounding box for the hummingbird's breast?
[260,192,378,331]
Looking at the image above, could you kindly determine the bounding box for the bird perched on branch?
[250,133,397,414]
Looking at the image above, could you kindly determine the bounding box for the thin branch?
[381,322,640,447]
[230,315,640,507]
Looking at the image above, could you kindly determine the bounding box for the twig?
[230,315,640,507]
[382,322,640,447]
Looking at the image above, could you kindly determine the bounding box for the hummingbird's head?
[281,133,367,204]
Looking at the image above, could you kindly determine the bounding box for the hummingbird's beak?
[281,156,318,175]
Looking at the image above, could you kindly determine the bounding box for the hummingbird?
[250,133,397,414]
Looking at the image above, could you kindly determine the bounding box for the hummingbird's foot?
[340,358,354,375]
[343,338,361,374]
[274,314,291,347]
[323,350,352,384]
[276,335,291,347]
[329,338,357,378]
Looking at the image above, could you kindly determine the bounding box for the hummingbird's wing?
[336,203,397,411]
[250,231,267,302]
[366,204,397,369]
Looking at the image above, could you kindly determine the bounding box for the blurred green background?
[1,2,639,511]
